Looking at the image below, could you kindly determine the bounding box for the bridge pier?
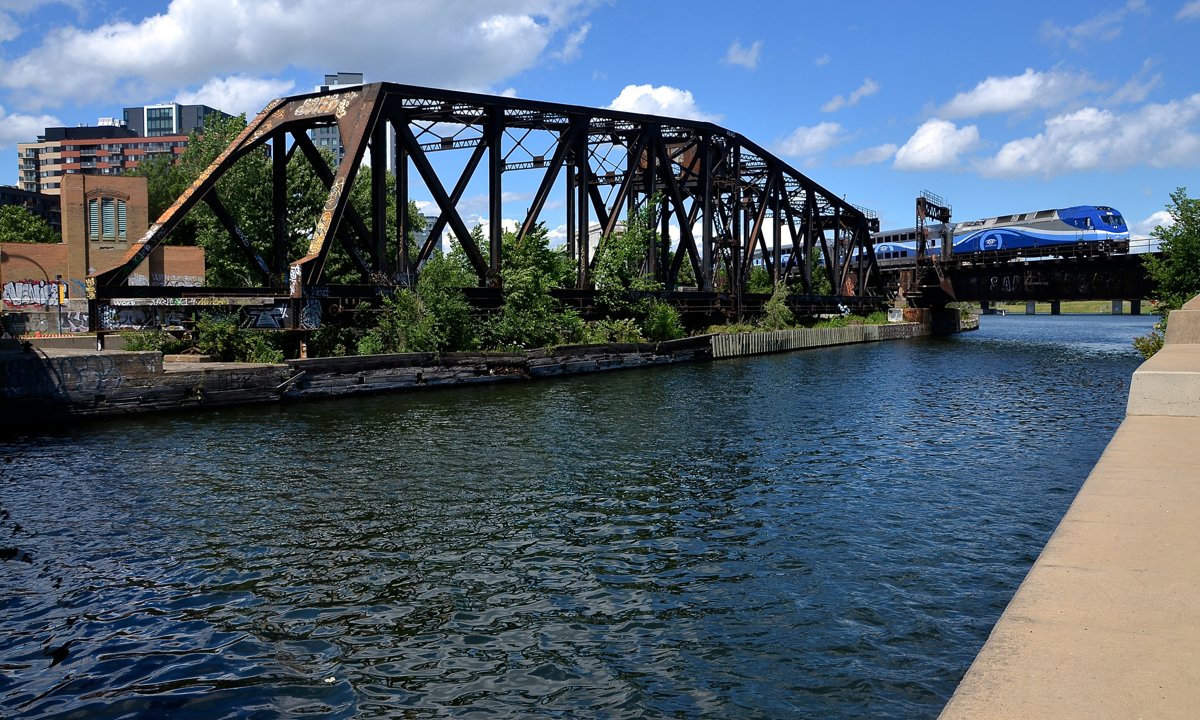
[1112,300,1124,315]
[1050,301,1061,315]
[1026,301,1036,315]
[1132,300,1142,315]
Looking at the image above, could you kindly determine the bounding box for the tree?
[127,113,427,287]
[1144,188,1200,312]
[0,206,59,243]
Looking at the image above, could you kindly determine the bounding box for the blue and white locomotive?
[871,205,1130,261]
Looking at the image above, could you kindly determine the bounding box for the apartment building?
[16,104,228,196]
[17,126,189,195]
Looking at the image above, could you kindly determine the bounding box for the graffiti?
[247,303,291,329]
[150,273,203,287]
[310,177,346,254]
[3,281,63,308]
[64,312,89,333]
[128,274,149,286]
[294,92,358,118]
[99,304,157,330]
[301,299,323,330]
[3,354,123,398]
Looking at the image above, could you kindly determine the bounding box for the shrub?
[195,314,284,363]
[746,266,773,294]
[120,331,191,354]
[358,289,436,355]
[585,318,644,343]
[760,284,795,331]
[1134,318,1166,359]
[642,302,685,341]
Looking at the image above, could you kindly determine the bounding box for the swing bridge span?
[84,83,1152,334]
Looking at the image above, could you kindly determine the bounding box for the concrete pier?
[1050,300,1061,315]
[1112,299,1124,314]
[1026,301,1037,315]
[1132,300,1142,315]
[938,297,1200,720]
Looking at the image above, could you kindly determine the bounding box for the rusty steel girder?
[87,83,883,330]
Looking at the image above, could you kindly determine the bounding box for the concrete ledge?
[938,414,1200,720]
[1127,343,1200,416]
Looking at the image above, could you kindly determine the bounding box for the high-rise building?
[17,126,189,195]
[16,102,229,195]
[0,185,61,234]
[122,103,227,138]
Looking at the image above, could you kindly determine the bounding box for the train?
[870,205,1130,261]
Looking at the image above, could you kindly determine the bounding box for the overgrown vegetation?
[1137,188,1199,357]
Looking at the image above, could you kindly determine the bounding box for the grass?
[991,300,1147,314]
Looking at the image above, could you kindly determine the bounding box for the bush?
[585,318,644,343]
[195,314,284,363]
[357,289,436,355]
[760,284,795,331]
[1134,318,1166,359]
[746,266,773,294]
[120,330,191,354]
[642,302,685,341]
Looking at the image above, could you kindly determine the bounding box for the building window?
[89,198,128,241]
[146,107,176,137]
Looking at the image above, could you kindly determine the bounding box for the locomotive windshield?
[1100,213,1125,227]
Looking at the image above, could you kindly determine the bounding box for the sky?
[0,0,1197,241]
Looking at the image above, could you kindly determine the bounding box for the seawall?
[937,304,1200,719]
[1,322,933,430]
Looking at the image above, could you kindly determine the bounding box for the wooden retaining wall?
[0,325,937,430]
[709,322,929,359]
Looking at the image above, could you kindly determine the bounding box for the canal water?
[0,314,1156,719]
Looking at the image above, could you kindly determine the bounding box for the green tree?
[593,195,664,317]
[0,206,59,243]
[1144,188,1200,312]
[128,114,427,287]
[761,283,796,330]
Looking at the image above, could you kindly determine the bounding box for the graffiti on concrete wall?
[3,280,63,308]
[246,302,291,328]
[3,354,124,398]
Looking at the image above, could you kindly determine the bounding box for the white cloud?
[0,0,595,111]
[821,78,879,112]
[838,143,897,166]
[1177,0,1200,19]
[938,68,1101,118]
[554,22,590,62]
[1041,0,1148,50]
[1108,59,1161,104]
[0,13,20,42]
[176,75,295,116]
[893,119,979,171]
[1131,210,1173,238]
[0,104,61,149]
[606,84,721,122]
[976,94,1200,178]
[775,122,848,157]
[813,54,830,66]
[724,39,762,70]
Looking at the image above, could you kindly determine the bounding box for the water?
[0,314,1156,718]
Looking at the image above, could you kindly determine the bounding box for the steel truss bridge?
[86,82,887,333]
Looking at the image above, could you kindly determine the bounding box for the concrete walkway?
[938,304,1200,719]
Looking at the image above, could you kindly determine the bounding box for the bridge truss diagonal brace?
[387,100,489,283]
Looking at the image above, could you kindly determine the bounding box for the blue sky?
[0,0,1197,239]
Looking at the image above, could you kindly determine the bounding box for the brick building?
[2,174,203,335]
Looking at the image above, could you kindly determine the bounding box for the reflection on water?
[0,314,1153,718]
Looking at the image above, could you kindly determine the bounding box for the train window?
[901,251,908,257]
[1035,210,1055,219]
